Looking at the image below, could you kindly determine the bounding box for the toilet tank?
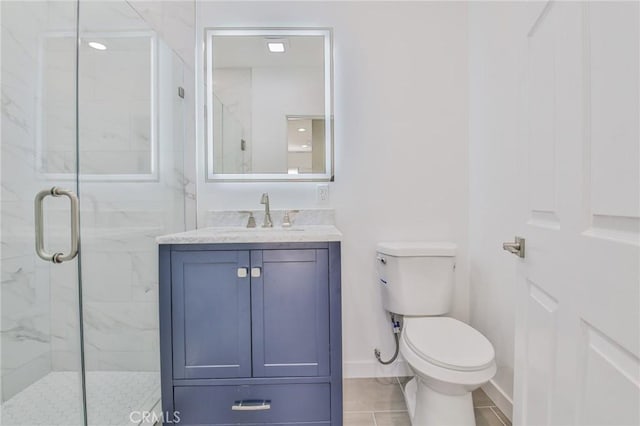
[377,242,456,316]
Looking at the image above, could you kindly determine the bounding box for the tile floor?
[344,377,511,426]
[0,371,159,426]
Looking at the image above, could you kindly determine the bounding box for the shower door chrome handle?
[35,187,79,264]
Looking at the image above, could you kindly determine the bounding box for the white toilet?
[376,242,496,426]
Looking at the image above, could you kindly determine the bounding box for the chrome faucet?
[260,193,273,228]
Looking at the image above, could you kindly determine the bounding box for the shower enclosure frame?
[1,0,190,424]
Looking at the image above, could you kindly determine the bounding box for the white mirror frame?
[36,31,159,182]
[205,28,334,182]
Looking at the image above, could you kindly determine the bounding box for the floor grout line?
[397,375,409,404]
[489,406,508,426]
[344,377,508,426]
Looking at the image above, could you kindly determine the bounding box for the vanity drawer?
[173,383,331,425]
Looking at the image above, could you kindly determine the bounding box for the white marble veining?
[162,209,339,244]
[2,1,55,400]
[204,208,336,228]
[2,0,191,402]
[157,224,343,244]
[128,0,196,70]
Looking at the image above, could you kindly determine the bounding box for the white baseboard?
[343,360,412,378]
[482,379,513,422]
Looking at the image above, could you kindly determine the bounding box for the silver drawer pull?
[231,399,271,411]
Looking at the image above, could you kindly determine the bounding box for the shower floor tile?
[1,371,159,426]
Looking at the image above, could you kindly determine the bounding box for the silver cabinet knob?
[251,267,262,278]
[237,267,249,278]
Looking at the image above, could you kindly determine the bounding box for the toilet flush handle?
[376,255,387,265]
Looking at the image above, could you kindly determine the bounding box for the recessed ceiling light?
[267,42,285,53]
[88,41,107,51]
[297,128,307,132]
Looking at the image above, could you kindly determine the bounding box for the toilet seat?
[403,317,495,372]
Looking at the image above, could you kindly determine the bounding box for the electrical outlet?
[317,184,329,204]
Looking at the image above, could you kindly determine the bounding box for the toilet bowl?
[400,317,496,426]
[376,242,496,426]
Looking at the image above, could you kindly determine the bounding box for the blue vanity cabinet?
[159,242,342,426]
[171,250,252,379]
[251,249,330,378]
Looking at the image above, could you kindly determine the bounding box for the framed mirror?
[205,28,333,181]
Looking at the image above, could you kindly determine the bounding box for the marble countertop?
[156,225,342,244]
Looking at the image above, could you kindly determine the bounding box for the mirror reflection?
[206,29,333,181]
[39,32,157,180]
[286,116,326,175]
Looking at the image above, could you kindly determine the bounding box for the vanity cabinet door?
[251,249,330,377]
[171,250,251,379]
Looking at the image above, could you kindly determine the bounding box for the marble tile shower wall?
[1,1,77,401]
[48,40,189,372]
[1,0,193,400]
[49,211,165,372]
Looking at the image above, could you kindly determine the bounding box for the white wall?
[468,2,532,418]
[196,1,469,377]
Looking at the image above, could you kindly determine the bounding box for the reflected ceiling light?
[266,39,287,53]
[288,168,299,174]
[88,41,107,50]
[297,128,307,132]
[301,144,309,148]
[267,42,285,53]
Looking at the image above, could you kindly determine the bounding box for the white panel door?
[512,2,640,425]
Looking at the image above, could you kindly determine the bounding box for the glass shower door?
[2,0,191,423]
[76,1,189,424]
[1,1,86,425]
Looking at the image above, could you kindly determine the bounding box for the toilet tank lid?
[377,242,456,257]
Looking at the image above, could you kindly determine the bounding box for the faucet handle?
[239,211,256,228]
[282,210,299,228]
